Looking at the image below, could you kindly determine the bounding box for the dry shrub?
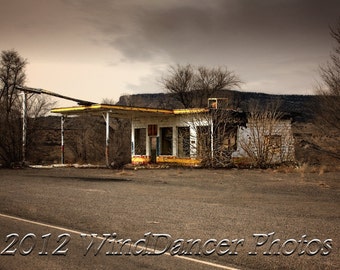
[318,181,330,188]
[318,165,327,175]
[295,162,309,178]
[274,165,296,174]
[309,166,320,173]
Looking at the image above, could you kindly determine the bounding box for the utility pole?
[22,91,27,164]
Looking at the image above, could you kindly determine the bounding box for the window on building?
[160,127,173,155]
[178,127,190,157]
[134,128,146,155]
[265,135,282,154]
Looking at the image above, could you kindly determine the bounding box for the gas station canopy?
[51,104,208,118]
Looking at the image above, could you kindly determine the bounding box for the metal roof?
[16,85,95,106]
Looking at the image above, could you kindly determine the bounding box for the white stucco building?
[51,99,295,167]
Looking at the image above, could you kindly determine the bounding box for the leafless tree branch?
[162,64,242,108]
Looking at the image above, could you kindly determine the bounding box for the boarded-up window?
[265,135,282,154]
[160,127,173,155]
[148,125,158,136]
[134,128,146,155]
[178,127,190,157]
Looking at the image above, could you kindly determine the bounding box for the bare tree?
[162,64,241,108]
[313,19,340,162]
[63,113,130,167]
[0,50,27,113]
[194,66,242,107]
[162,64,196,108]
[0,50,57,166]
[25,95,58,162]
[101,97,116,105]
[180,107,246,168]
[236,99,294,167]
[0,50,27,166]
[322,19,340,93]
[27,95,57,118]
[317,18,340,131]
[64,115,105,164]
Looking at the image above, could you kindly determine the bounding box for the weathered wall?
[232,119,295,165]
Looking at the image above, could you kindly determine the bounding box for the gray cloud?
[1,0,339,96]
[64,0,339,93]
[69,0,339,65]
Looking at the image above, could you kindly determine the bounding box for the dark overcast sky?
[0,0,339,106]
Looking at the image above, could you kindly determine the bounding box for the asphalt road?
[0,167,339,269]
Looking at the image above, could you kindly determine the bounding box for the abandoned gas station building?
[51,98,295,167]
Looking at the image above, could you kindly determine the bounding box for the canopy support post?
[61,115,65,164]
[105,112,110,167]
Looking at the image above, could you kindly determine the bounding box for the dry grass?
[274,163,340,177]
[318,181,331,188]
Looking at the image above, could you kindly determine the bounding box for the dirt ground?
[0,167,339,269]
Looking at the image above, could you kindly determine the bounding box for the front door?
[150,137,158,163]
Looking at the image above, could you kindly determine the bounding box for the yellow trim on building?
[132,155,202,166]
[173,108,209,114]
[51,104,175,115]
[156,156,202,166]
[132,156,151,165]
[51,104,208,116]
